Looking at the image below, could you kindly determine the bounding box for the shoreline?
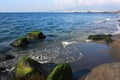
[71,33,120,80]
[109,34,120,61]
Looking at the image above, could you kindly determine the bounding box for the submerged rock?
[88,34,113,43]
[27,31,46,40]
[16,56,48,80]
[86,62,120,80]
[46,63,72,80]
[11,37,28,47]
[0,54,15,61]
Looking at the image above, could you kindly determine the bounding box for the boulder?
[27,31,46,40]
[0,54,15,61]
[16,56,48,80]
[11,37,28,47]
[46,63,72,80]
[86,62,120,80]
[88,34,113,43]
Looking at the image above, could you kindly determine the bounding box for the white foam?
[85,39,92,42]
[106,18,110,21]
[114,24,120,34]
[94,18,110,24]
[61,41,79,48]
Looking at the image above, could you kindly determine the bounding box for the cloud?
[112,0,120,2]
[55,0,107,7]
[54,0,120,10]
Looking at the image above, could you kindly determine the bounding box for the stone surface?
[86,62,120,80]
[11,37,28,47]
[27,31,46,40]
[0,54,15,61]
[0,67,6,72]
[16,56,48,80]
[46,63,72,80]
[88,34,113,43]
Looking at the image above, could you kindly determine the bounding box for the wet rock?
[16,56,48,80]
[27,31,46,40]
[88,34,113,43]
[0,54,15,61]
[86,62,120,80]
[11,37,28,47]
[0,67,6,72]
[46,63,72,80]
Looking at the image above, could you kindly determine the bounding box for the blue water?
[0,13,118,44]
[0,12,119,64]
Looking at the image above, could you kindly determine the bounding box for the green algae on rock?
[46,63,72,80]
[88,34,113,43]
[11,37,28,47]
[16,56,47,80]
[27,31,46,40]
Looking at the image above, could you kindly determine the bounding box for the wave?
[85,39,92,42]
[94,18,110,24]
[114,23,120,34]
[61,41,80,48]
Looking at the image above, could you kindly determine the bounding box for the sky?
[0,0,120,12]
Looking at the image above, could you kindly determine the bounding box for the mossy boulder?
[27,31,46,40]
[46,63,72,80]
[88,34,113,43]
[11,37,28,47]
[16,56,47,80]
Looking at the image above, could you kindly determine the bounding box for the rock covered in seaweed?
[88,34,113,43]
[27,31,46,40]
[46,63,72,80]
[16,56,48,80]
[11,37,28,47]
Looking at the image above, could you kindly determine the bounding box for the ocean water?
[0,12,119,64]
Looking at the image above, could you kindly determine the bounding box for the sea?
[0,12,120,71]
[0,12,119,62]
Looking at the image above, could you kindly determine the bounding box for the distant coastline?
[0,10,120,13]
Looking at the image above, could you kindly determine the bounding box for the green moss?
[88,34,113,43]
[16,56,47,80]
[27,31,46,40]
[16,61,33,77]
[46,63,72,80]
[11,37,28,47]
[29,31,41,35]
[105,37,113,43]
[16,56,34,78]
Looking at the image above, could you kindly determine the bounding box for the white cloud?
[55,0,107,7]
[112,0,120,2]
[54,0,77,8]
[54,0,120,11]
[77,0,107,6]
[55,0,120,7]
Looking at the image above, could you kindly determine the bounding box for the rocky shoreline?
[79,34,120,80]
[0,30,120,80]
